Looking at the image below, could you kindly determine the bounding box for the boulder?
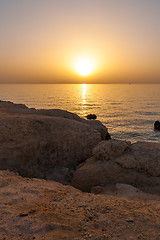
[93,139,130,161]
[86,114,97,120]
[154,121,160,130]
[115,183,141,198]
[72,139,160,195]
[0,100,110,140]
[85,119,110,140]
[0,101,109,180]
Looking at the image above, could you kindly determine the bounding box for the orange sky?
[0,0,160,83]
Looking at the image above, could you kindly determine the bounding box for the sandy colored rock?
[0,101,110,180]
[93,139,130,161]
[0,170,160,240]
[0,100,109,140]
[131,141,160,176]
[72,140,160,194]
[115,184,144,198]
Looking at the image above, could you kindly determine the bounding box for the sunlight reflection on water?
[81,84,87,116]
[0,84,160,142]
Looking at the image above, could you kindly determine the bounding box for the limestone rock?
[0,101,105,179]
[115,183,160,200]
[93,139,130,161]
[85,120,110,140]
[115,183,140,197]
[0,170,160,240]
[72,139,160,194]
[0,100,110,140]
[91,185,104,194]
[131,142,160,177]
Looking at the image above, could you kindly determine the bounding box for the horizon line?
[0,82,160,85]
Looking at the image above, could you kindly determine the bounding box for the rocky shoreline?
[0,100,160,239]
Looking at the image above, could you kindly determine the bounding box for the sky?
[0,0,160,83]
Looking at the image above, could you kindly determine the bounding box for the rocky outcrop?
[154,120,160,130]
[86,114,97,120]
[85,119,111,140]
[72,139,160,194]
[0,100,109,140]
[0,170,160,240]
[0,100,110,180]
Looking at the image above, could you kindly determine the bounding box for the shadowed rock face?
[0,101,109,180]
[72,139,160,195]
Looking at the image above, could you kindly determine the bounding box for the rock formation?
[0,100,160,239]
[72,139,160,194]
[1,170,160,240]
[0,101,109,181]
[154,120,160,130]
[86,114,97,120]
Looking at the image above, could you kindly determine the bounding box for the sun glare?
[75,58,94,76]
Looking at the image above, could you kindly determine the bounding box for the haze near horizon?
[0,0,160,83]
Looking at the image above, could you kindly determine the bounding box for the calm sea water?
[0,84,160,142]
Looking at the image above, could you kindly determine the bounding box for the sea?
[0,84,160,143]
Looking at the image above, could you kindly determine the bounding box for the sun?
[75,58,94,76]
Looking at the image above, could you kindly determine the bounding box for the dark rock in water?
[154,121,160,131]
[105,132,111,140]
[86,114,97,120]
